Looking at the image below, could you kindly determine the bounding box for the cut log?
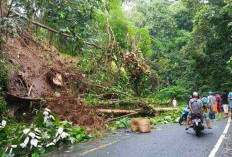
[153,108,178,112]
[96,99,172,110]
[98,101,157,115]
[96,108,178,115]
[96,109,141,114]
[158,99,172,105]
[131,118,139,132]
[138,119,151,133]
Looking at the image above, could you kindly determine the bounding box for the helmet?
[209,91,214,95]
[192,92,199,97]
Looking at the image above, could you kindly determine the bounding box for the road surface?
[45,119,230,157]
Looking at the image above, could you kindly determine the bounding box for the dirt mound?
[5,33,62,97]
[2,31,103,130]
[46,93,105,130]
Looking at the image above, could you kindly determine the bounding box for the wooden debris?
[27,84,33,97]
[131,118,151,133]
[138,119,151,133]
[131,118,139,132]
[3,92,41,102]
[153,107,178,112]
[97,108,178,115]
[96,109,140,114]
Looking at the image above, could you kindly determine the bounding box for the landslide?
[1,30,104,130]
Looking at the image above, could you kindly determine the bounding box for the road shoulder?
[217,119,232,157]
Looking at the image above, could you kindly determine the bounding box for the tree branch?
[11,9,102,49]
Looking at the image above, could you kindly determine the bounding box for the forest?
[1,0,232,156]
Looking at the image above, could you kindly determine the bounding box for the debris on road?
[131,118,151,133]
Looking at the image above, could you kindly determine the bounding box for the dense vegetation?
[1,0,231,101]
[127,0,232,100]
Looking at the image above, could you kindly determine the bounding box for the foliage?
[157,84,189,102]
[0,108,92,156]
[124,0,194,99]
[115,117,131,128]
[4,0,232,103]
[0,17,19,44]
[135,0,176,43]
[74,1,155,97]
[108,117,131,131]
[12,0,104,55]
[170,1,194,31]
[0,98,7,116]
[182,0,232,92]
[0,55,8,92]
[127,0,232,95]
[150,110,182,128]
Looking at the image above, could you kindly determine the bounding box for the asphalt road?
[45,119,229,157]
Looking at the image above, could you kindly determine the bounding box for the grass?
[212,112,224,122]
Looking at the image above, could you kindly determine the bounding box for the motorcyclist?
[186,92,204,130]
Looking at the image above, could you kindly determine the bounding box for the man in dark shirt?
[221,90,229,118]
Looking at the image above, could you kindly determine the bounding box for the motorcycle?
[179,107,189,125]
[192,113,204,135]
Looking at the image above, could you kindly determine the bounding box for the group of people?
[185,90,232,130]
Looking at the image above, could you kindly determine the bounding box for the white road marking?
[208,117,231,157]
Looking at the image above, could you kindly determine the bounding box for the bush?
[150,110,182,128]
[115,117,131,129]
[0,98,7,115]
[157,84,189,102]
[0,108,92,156]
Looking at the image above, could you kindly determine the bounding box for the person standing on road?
[172,97,178,107]
[215,93,223,112]
[228,91,232,119]
[221,90,229,118]
[202,95,207,110]
[207,91,216,119]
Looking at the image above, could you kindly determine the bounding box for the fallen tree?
[96,109,141,114]
[95,99,172,115]
[97,107,179,122]
[96,108,178,114]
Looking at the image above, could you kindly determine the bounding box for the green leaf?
[69,137,76,144]
[32,153,40,157]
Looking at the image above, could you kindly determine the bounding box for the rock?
[52,73,63,87]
